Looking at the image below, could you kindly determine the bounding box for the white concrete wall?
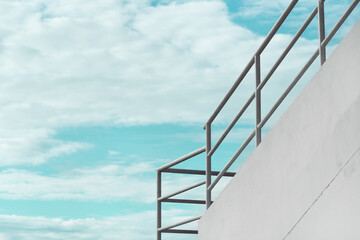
[198,19,360,240]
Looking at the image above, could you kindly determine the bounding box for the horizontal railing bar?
[162,229,198,234]
[163,168,236,177]
[157,146,206,171]
[209,92,255,157]
[209,130,256,191]
[259,6,318,92]
[322,0,359,47]
[204,0,298,128]
[256,0,299,56]
[204,59,254,128]
[162,198,206,204]
[259,49,319,129]
[158,180,206,202]
[157,215,202,232]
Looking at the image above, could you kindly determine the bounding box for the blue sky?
[0,0,359,239]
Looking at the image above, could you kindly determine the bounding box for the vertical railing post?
[255,54,261,146]
[157,171,162,240]
[205,123,211,209]
[318,0,326,65]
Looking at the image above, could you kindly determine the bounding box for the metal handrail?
[203,0,299,128]
[258,6,318,92]
[208,92,255,157]
[157,215,202,233]
[205,0,359,208]
[157,148,207,240]
[156,147,234,240]
[208,130,255,191]
[157,1,359,239]
[158,180,206,202]
[157,146,206,171]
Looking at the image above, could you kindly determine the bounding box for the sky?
[0,0,359,239]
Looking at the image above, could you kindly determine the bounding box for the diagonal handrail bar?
[158,180,206,202]
[208,92,255,157]
[258,6,318,92]
[322,0,360,47]
[204,0,299,128]
[157,146,205,171]
[157,215,202,233]
[208,130,255,191]
[259,50,319,129]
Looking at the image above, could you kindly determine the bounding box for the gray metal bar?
[205,123,212,209]
[208,92,255,157]
[208,130,256,191]
[157,215,202,233]
[255,54,261,146]
[157,146,206,172]
[162,198,206,204]
[256,0,299,56]
[162,229,198,234]
[322,0,359,47]
[259,50,319,129]
[318,0,326,65]
[157,171,161,240]
[204,59,254,128]
[158,180,206,202]
[204,0,298,128]
[162,168,236,177]
[259,6,318,91]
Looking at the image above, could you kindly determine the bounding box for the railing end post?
[205,123,212,209]
[157,171,162,240]
[255,54,262,146]
[318,0,326,65]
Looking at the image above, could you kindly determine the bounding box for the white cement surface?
[198,19,360,240]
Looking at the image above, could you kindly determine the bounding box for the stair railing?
[157,0,359,239]
[204,0,359,209]
[156,147,235,240]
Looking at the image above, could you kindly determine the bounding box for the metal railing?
[156,147,235,239]
[157,0,359,239]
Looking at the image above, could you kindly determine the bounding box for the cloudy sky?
[0,0,358,239]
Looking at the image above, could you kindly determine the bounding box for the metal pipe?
[208,130,255,191]
[255,0,299,55]
[259,50,319,129]
[157,215,202,232]
[203,59,254,128]
[158,180,206,202]
[318,0,326,65]
[203,0,298,128]
[258,6,318,91]
[205,123,212,209]
[322,0,359,47]
[162,198,206,204]
[162,229,198,234]
[162,168,236,177]
[208,92,255,157]
[157,171,161,240]
[255,54,261,146]
[157,146,206,171]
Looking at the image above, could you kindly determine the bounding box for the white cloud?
[0,0,341,167]
[0,163,156,202]
[0,128,91,166]
[0,0,320,130]
[0,209,201,240]
[0,212,155,240]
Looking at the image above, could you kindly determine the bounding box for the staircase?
[156,1,360,239]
